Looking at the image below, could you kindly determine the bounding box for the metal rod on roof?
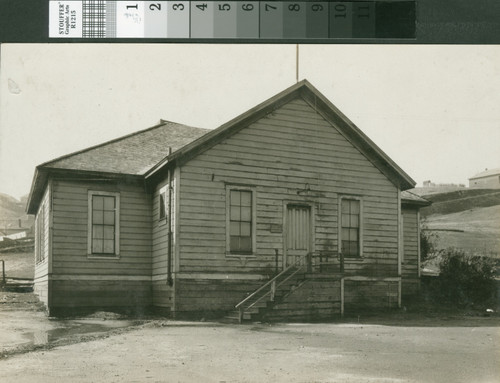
[296,44,299,83]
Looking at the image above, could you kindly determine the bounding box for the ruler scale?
[49,1,416,40]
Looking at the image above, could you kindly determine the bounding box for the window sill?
[343,256,364,262]
[87,254,120,260]
[226,253,257,259]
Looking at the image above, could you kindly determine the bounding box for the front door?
[285,205,311,267]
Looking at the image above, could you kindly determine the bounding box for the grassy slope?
[0,252,34,279]
[417,188,500,256]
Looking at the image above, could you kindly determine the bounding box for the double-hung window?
[340,198,361,257]
[88,191,120,257]
[227,187,255,255]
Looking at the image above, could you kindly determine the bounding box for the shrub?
[420,222,439,263]
[437,249,497,307]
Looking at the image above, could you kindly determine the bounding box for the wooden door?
[285,205,311,267]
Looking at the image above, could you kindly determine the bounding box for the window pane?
[341,228,349,241]
[241,206,251,222]
[240,222,251,236]
[103,196,115,210]
[350,241,359,256]
[351,215,359,228]
[103,239,114,254]
[230,222,240,236]
[341,200,350,213]
[349,228,358,241]
[240,191,251,207]
[93,196,104,210]
[239,236,252,251]
[93,210,103,224]
[159,194,166,219]
[341,240,348,254]
[230,190,240,206]
[93,225,104,239]
[351,200,360,214]
[230,236,239,251]
[103,225,114,240]
[93,238,103,253]
[230,206,240,221]
[104,211,115,225]
[341,213,350,228]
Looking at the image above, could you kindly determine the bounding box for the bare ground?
[1,291,499,383]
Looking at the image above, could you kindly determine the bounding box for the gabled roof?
[469,168,500,180]
[27,121,208,213]
[28,80,417,214]
[146,80,416,191]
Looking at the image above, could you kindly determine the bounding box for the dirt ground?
[1,291,499,383]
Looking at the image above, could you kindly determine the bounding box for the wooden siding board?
[177,99,399,276]
[51,180,152,278]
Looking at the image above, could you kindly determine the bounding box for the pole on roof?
[296,44,299,83]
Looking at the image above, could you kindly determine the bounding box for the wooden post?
[307,252,312,273]
[270,280,276,302]
[275,249,279,275]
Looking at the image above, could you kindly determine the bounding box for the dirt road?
[1,318,498,383]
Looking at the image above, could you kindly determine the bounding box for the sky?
[1,43,500,200]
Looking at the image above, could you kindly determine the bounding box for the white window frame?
[35,201,46,264]
[87,190,120,258]
[226,185,257,257]
[159,184,168,223]
[338,196,363,258]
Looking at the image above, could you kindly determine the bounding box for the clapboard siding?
[51,179,152,277]
[402,208,420,297]
[34,185,51,308]
[178,98,399,277]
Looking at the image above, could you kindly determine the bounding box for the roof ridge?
[38,120,190,168]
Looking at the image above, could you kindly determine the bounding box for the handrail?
[245,264,306,311]
[235,253,307,310]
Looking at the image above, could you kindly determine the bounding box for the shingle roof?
[401,191,431,207]
[42,120,209,175]
[469,168,500,180]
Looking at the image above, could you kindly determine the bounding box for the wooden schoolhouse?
[27,80,429,320]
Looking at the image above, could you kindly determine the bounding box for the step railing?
[235,253,308,323]
[234,251,345,323]
[307,251,344,273]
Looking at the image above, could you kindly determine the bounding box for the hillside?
[412,187,500,256]
[0,193,33,236]
[0,193,25,218]
[418,189,500,217]
[424,205,500,255]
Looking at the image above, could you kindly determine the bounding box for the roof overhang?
[26,167,143,214]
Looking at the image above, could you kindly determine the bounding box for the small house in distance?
[469,168,500,189]
[27,80,429,321]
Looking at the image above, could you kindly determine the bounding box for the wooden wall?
[402,207,420,297]
[178,97,399,278]
[344,279,399,313]
[152,173,175,310]
[263,276,342,322]
[48,178,153,312]
[34,184,51,308]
